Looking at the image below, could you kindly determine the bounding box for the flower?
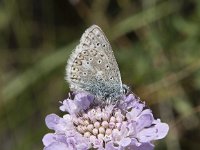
[43,93,169,150]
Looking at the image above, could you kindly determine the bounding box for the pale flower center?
[72,106,127,141]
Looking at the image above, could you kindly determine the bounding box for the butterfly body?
[66,25,124,102]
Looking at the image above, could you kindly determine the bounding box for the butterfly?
[66,25,129,103]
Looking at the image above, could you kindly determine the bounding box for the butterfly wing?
[66,25,123,99]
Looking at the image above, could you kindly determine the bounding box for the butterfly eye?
[89,58,93,61]
[102,44,106,47]
[96,43,100,46]
[86,61,90,65]
[83,72,87,76]
[123,84,130,95]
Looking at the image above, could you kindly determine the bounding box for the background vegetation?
[0,0,200,149]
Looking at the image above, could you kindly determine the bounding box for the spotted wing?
[66,25,122,98]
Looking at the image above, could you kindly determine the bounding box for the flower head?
[43,93,169,150]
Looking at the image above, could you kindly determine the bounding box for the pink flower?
[43,93,169,150]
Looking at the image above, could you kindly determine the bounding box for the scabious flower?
[42,92,169,150]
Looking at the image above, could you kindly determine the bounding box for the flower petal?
[60,99,78,114]
[120,94,136,109]
[137,122,169,142]
[75,93,94,110]
[119,137,131,147]
[43,93,169,150]
[105,141,120,150]
[126,103,144,121]
[127,142,154,150]
[42,133,56,146]
[55,117,74,132]
[44,142,68,150]
[136,113,154,131]
[45,114,60,130]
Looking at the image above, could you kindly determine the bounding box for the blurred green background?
[0,0,200,149]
